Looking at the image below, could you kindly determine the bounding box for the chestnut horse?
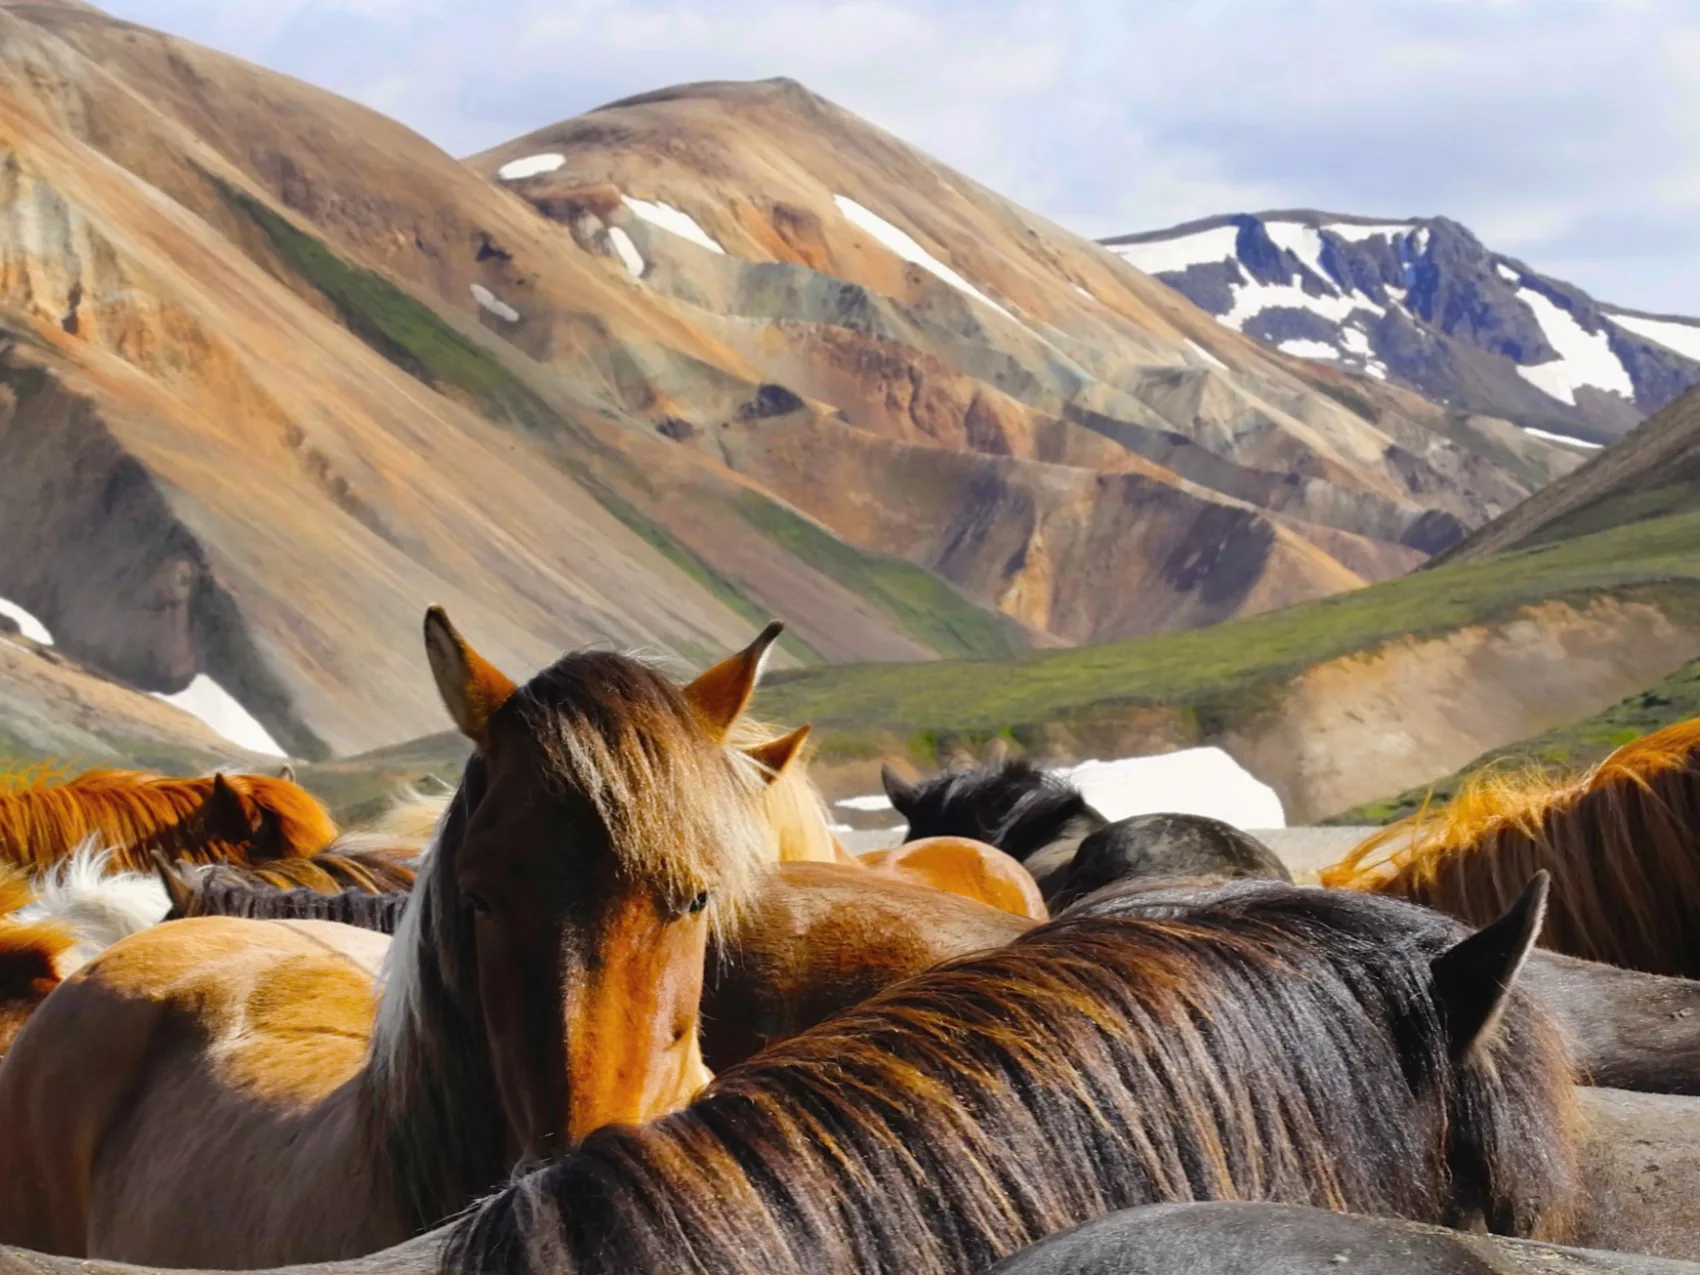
[1321,718,1700,977]
[0,867,71,1065]
[437,875,1579,1275]
[0,767,337,875]
[0,614,787,1266]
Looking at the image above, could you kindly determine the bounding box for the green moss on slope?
[733,494,1022,660]
[758,510,1700,750]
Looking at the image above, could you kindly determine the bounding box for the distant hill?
[1434,382,1700,562]
[1104,211,1700,448]
[0,0,1582,767]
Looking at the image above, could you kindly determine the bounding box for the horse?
[882,759,1290,900]
[437,873,1576,1275]
[0,613,789,1266]
[0,766,338,875]
[989,1200,1700,1275]
[1320,719,1700,978]
[857,836,1048,920]
[700,860,1035,1070]
[0,866,71,1065]
[154,872,411,934]
[153,847,419,917]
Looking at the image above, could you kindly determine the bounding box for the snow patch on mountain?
[1186,339,1227,370]
[1612,312,1700,362]
[497,153,565,181]
[1522,425,1603,449]
[607,227,646,278]
[1225,280,1376,331]
[1326,221,1414,244]
[470,284,519,323]
[621,196,725,254]
[152,675,285,757]
[0,596,52,645]
[834,194,1013,320]
[1513,287,1634,405]
[1278,338,1338,360]
[1107,225,1240,275]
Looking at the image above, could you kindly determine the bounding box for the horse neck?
[0,778,194,871]
[360,798,509,1234]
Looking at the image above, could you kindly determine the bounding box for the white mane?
[17,838,170,974]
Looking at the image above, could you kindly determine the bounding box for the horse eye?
[464,890,493,916]
[686,890,712,915]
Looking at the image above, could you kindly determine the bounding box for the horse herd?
[1,612,1700,1274]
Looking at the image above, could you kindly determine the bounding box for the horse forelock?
[512,652,772,924]
[448,882,1578,1275]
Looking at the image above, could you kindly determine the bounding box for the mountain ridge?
[1105,209,1700,446]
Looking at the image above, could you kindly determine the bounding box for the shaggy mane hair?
[897,759,1105,862]
[447,879,1578,1275]
[0,766,336,873]
[1321,718,1700,976]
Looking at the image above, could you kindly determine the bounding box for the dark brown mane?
[448,880,1578,1275]
[169,876,410,933]
[163,849,418,920]
[1321,718,1700,976]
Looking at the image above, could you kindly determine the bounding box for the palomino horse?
[431,874,1579,1275]
[1321,718,1700,978]
[0,767,337,874]
[0,614,789,1266]
[857,837,1048,921]
[881,758,1289,902]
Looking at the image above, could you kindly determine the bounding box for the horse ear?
[881,763,920,816]
[1430,870,1550,1060]
[684,621,784,741]
[150,850,197,917]
[745,725,811,785]
[276,763,297,783]
[204,772,260,840]
[423,607,517,749]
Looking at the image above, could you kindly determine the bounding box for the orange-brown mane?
[1321,718,1700,975]
[0,767,338,874]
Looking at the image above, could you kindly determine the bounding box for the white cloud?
[98,0,1700,314]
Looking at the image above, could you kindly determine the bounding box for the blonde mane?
[1321,718,1700,975]
[730,717,844,865]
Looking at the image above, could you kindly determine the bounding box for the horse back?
[0,917,383,1260]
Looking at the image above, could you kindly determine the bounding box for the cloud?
[100,0,1700,313]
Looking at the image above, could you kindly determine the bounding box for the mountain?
[1435,379,1700,562]
[1104,211,1700,448]
[0,2,1579,763]
[760,394,1700,821]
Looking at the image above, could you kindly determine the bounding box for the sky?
[103,0,1700,316]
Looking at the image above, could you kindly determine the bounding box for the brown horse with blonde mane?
[442,874,1578,1275]
[0,613,789,1266]
[1321,718,1700,977]
[0,766,337,875]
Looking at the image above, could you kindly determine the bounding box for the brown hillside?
[0,5,1580,761]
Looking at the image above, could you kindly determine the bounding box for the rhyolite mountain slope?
[0,1,1578,763]
[1105,211,1700,448]
[1435,378,1700,563]
[474,87,1581,642]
